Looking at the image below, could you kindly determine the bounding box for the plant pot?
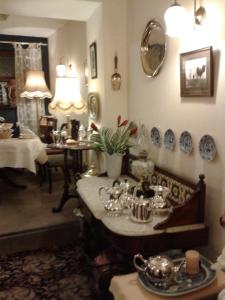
[105,153,123,179]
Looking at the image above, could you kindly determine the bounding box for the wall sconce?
[164,0,206,37]
[56,64,67,77]
[194,0,206,25]
[56,63,77,78]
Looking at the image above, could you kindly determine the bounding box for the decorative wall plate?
[179,131,193,154]
[87,92,99,120]
[138,255,216,297]
[150,127,161,146]
[199,135,216,161]
[164,129,175,150]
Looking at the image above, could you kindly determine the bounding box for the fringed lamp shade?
[20,70,52,99]
[48,77,86,115]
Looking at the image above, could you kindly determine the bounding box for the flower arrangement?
[91,116,137,155]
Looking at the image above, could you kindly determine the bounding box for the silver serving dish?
[140,19,166,78]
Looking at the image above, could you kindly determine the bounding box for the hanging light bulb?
[164,0,191,37]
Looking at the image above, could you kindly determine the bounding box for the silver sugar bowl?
[150,185,170,210]
[130,196,152,223]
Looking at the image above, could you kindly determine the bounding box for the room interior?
[0,0,225,299]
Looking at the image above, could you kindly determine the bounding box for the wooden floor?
[0,169,80,253]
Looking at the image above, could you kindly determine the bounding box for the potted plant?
[91,116,137,178]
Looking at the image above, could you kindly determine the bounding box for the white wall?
[48,20,88,128]
[128,0,225,259]
[86,0,128,172]
[86,0,128,128]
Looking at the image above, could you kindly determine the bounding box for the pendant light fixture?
[164,0,206,38]
[164,0,190,37]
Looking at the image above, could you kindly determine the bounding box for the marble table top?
[77,176,205,237]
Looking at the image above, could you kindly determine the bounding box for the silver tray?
[138,255,216,297]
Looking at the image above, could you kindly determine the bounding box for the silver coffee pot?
[99,185,124,216]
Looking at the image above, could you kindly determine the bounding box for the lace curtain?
[15,44,45,133]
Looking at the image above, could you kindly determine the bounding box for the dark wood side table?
[52,143,93,213]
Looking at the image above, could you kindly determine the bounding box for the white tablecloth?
[0,137,47,173]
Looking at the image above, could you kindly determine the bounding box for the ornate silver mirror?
[140,19,166,78]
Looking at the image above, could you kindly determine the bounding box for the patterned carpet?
[0,241,98,300]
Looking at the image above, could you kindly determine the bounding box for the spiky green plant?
[90,116,137,155]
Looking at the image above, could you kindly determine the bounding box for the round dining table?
[0,137,47,173]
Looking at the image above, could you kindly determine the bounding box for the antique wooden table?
[77,176,208,256]
[52,143,94,213]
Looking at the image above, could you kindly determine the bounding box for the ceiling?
[0,0,101,37]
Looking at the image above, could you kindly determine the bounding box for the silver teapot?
[130,196,152,223]
[133,253,178,287]
[99,182,124,216]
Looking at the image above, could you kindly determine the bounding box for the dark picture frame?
[180,46,213,97]
[89,42,97,79]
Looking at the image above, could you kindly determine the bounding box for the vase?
[105,153,123,179]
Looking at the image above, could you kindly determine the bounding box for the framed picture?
[88,92,99,120]
[89,42,97,79]
[180,46,213,97]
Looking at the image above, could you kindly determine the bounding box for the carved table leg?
[52,148,81,213]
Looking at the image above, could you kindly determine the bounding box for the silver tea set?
[98,179,172,221]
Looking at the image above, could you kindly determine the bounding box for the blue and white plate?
[150,127,161,146]
[199,135,216,161]
[179,131,193,154]
[164,129,175,150]
[138,255,216,297]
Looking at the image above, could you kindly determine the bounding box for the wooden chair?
[37,118,81,193]
[38,148,65,194]
[39,115,57,144]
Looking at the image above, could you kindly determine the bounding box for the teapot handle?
[99,187,107,199]
[133,254,147,272]
[112,179,120,187]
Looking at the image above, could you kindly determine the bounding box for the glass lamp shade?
[20,70,52,99]
[164,2,190,37]
[48,77,86,115]
[56,64,67,77]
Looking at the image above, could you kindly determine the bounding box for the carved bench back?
[150,171,195,205]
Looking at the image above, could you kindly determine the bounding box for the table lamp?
[48,76,86,137]
[20,70,52,133]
